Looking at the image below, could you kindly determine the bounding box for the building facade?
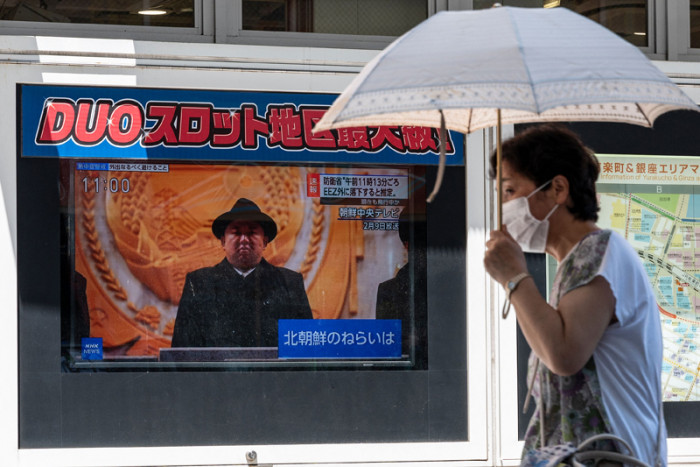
[2,1,700,466]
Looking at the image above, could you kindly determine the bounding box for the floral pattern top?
[522,230,619,458]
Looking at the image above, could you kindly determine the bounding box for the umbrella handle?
[426,110,446,204]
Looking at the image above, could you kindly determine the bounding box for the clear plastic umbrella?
[314,6,700,222]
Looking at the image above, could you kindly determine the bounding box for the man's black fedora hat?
[212,198,278,241]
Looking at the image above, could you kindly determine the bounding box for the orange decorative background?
[71,163,409,357]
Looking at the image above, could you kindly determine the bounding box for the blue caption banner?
[76,162,110,171]
[278,319,401,359]
[81,337,103,360]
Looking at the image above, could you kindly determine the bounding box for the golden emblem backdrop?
[73,164,405,356]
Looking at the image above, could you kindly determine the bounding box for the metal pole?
[496,108,502,229]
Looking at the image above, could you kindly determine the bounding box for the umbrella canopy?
[314,6,700,209]
[314,6,699,135]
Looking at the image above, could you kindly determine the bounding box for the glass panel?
[692,0,700,49]
[474,1,649,47]
[60,161,430,371]
[0,0,195,27]
[19,158,468,447]
[518,115,700,439]
[242,0,427,36]
[18,84,468,448]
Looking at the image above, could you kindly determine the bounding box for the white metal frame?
[668,0,700,60]
[3,32,700,467]
[480,124,532,467]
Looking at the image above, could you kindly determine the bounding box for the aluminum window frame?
[646,0,666,59]
[218,0,667,57]
[0,0,211,43]
[216,0,438,50]
[0,0,679,60]
[668,0,700,61]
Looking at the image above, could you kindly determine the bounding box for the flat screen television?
[59,160,429,371]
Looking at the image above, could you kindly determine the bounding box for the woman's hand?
[484,226,529,286]
[485,227,617,376]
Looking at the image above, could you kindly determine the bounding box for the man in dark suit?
[375,207,427,363]
[171,198,312,348]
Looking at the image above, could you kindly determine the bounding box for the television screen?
[60,160,428,371]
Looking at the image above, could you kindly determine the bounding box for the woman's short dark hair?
[489,124,600,222]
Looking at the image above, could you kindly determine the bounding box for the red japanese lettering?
[370,127,404,152]
[144,103,178,146]
[268,105,303,149]
[336,127,370,150]
[178,105,212,145]
[211,110,241,147]
[242,105,268,149]
[402,126,436,152]
[302,108,336,149]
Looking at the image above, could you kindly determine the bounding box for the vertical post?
[496,109,502,229]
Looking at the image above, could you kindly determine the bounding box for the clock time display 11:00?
[82,176,131,193]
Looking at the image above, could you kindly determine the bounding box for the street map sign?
[597,154,700,402]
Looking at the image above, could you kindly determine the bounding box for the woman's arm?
[508,275,615,375]
[485,229,616,376]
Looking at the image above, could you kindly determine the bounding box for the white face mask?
[501,179,558,254]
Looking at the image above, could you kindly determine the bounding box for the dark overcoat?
[375,256,428,359]
[171,258,312,347]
